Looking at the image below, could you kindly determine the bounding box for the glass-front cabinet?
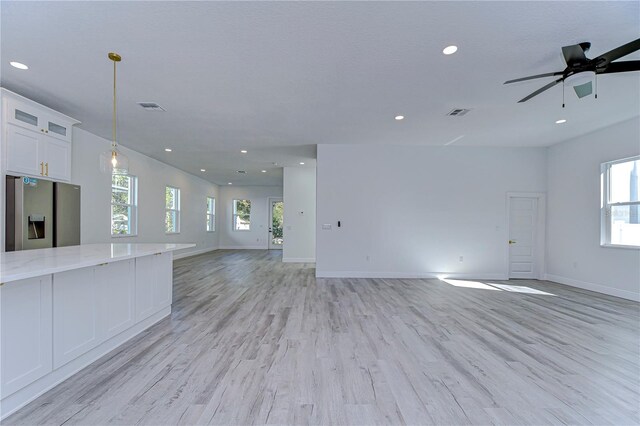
[2,88,80,181]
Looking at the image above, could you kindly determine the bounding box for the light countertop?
[0,243,195,283]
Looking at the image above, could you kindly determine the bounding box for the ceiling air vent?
[137,102,166,111]
[447,108,471,117]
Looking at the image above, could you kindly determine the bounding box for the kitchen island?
[0,243,194,419]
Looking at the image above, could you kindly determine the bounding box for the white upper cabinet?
[5,124,44,177]
[45,137,72,181]
[2,89,79,182]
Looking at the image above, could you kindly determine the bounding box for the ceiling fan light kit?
[504,38,640,105]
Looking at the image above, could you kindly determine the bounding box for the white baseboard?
[173,247,218,260]
[545,274,640,302]
[283,257,316,263]
[218,245,267,250]
[315,270,507,280]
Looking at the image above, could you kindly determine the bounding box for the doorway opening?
[269,198,283,250]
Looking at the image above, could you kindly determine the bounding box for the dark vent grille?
[137,102,166,111]
[447,108,471,117]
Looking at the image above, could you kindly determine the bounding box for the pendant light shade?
[99,146,129,174]
[100,52,129,175]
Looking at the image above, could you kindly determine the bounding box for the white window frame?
[233,199,251,231]
[165,186,181,234]
[111,174,138,237]
[206,196,215,232]
[601,155,640,249]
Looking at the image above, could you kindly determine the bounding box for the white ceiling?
[2,1,639,186]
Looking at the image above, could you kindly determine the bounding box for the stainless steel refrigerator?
[5,175,81,251]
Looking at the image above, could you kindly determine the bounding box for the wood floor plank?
[4,249,639,425]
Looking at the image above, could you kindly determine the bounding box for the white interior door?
[508,197,538,279]
[269,198,283,250]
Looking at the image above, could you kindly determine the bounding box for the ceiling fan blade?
[599,60,640,74]
[517,78,564,103]
[573,81,593,98]
[562,44,588,66]
[595,38,640,66]
[504,72,563,84]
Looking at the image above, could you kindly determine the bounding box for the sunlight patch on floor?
[489,283,555,295]
[441,279,501,290]
[439,279,555,295]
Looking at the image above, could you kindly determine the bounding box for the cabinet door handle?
[45,162,49,176]
[40,162,44,175]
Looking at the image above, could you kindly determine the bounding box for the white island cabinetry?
[53,259,136,369]
[0,276,53,398]
[135,252,172,322]
[0,243,193,419]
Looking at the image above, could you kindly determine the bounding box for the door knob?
[509,240,516,244]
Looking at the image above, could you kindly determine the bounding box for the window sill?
[112,233,137,238]
[207,230,215,233]
[600,243,640,250]
[165,232,181,235]
[233,230,251,232]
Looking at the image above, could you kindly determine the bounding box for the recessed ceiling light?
[395,115,405,121]
[555,119,567,124]
[261,170,267,173]
[299,162,305,165]
[442,45,458,55]
[164,148,172,152]
[200,169,206,172]
[228,182,232,185]
[10,61,28,70]
[240,150,248,154]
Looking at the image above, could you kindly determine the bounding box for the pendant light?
[99,52,129,174]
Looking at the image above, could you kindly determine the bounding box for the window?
[233,199,251,231]
[111,174,137,236]
[206,197,215,232]
[602,156,640,247]
[165,186,181,233]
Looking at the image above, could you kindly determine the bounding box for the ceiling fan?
[505,38,640,103]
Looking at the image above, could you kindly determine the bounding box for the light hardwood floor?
[5,250,640,425]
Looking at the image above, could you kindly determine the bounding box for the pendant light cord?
[112,58,117,150]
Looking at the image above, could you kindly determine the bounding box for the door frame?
[505,192,546,280]
[268,197,283,250]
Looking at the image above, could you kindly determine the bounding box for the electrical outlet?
[459,256,464,262]
[366,255,370,262]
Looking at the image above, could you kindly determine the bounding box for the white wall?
[218,185,283,249]
[546,117,640,301]
[283,167,316,262]
[316,144,547,278]
[71,128,219,258]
